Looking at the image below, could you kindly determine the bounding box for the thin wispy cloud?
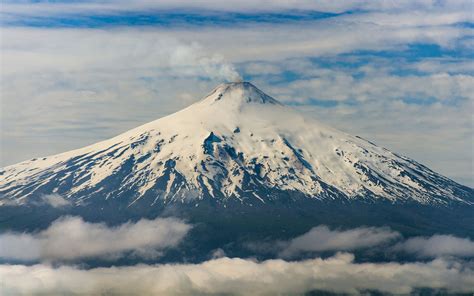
[39,194,71,208]
[279,225,400,257]
[2,0,472,17]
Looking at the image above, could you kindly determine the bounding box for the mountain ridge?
[1,82,472,207]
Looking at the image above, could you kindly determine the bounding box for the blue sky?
[1,0,473,186]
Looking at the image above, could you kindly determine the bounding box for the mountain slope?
[0,82,472,206]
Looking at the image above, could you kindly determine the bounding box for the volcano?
[1,82,472,208]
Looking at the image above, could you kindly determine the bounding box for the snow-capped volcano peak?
[0,82,472,207]
[200,82,282,107]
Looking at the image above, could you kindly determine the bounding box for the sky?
[0,0,473,186]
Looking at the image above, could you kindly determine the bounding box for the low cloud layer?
[0,216,191,261]
[1,222,473,294]
[279,225,400,257]
[1,253,473,295]
[394,235,474,258]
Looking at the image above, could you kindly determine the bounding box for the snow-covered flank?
[0,82,472,206]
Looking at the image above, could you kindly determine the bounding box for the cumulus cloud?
[279,225,400,257]
[0,216,191,262]
[394,235,474,258]
[1,253,473,295]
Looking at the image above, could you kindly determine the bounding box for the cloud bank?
[1,253,473,295]
[0,216,191,261]
[2,222,473,294]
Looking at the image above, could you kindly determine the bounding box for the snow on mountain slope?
[0,82,472,206]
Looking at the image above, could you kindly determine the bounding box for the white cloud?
[0,216,191,261]
[338,10,474,28]
[0,233,41,261]
[394,235,474,258]
[283,72,474,103]
[39,194,71,208]
[279,226,400,257]
[1,253,473,295]
[411,59,474,74]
